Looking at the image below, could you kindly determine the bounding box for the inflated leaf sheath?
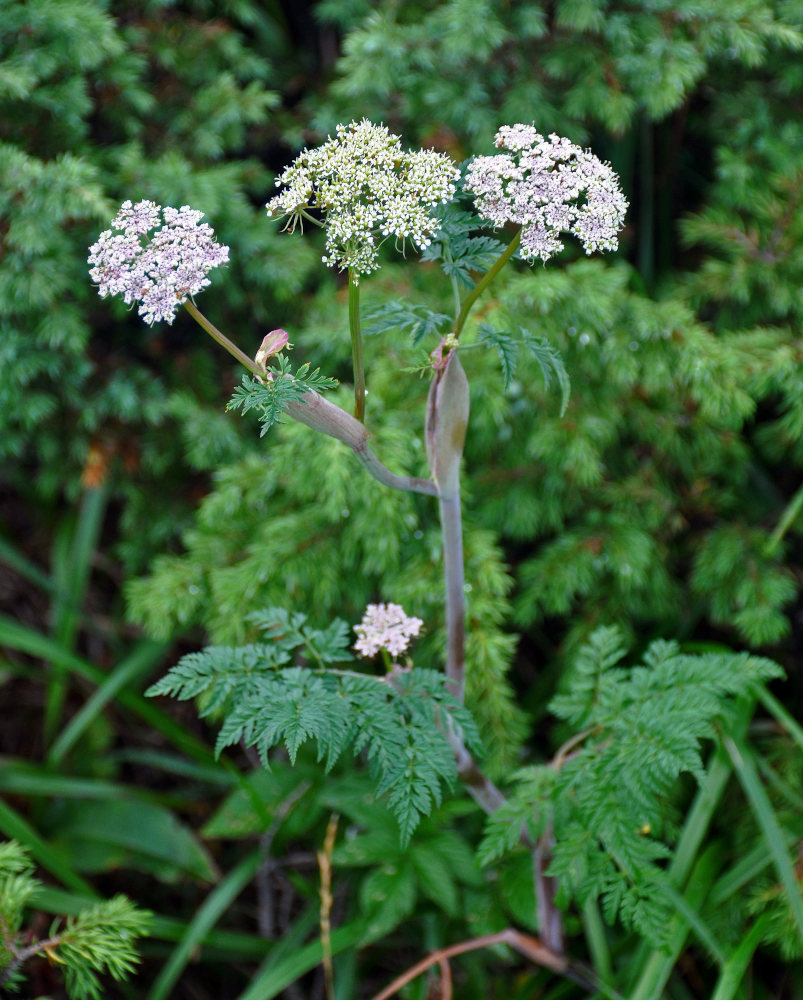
[426,350,469,498]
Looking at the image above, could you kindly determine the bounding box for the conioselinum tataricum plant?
[88,121,794,997]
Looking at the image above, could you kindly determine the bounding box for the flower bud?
[255,329,289,370]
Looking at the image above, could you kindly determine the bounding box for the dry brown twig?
[367,927,572,1000]
[318,812,340,1000]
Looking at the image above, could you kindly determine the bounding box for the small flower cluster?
[464,124,628,263]
[266,119,460,278]
[353,603,424,659]
[88,200,229,325]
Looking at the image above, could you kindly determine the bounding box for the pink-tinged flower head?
[88,200,229,325]
[464,125,628,264]
[353,603,424,659]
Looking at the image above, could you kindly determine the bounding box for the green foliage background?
[2,1,803,998]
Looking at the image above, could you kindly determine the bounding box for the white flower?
[266,119,460,278]
[88,200,229,325]
[464,125,628,263]
[353,603,424,659]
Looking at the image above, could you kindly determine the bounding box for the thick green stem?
[348,271,365,422]
[184,301,262,376]
[453,228,521,340]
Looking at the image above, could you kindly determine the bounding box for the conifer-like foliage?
[147,609,480,844]
[0,841,150,999]
[480,629,784,942]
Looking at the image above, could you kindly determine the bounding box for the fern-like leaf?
[227,358,338,435]
[148,612,482,843]
[487,628,784,942]
[362,302,452,346]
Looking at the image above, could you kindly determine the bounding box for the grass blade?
[710,832,798,908]
[724,733,803,944]
[650,875,726,966]
[48,639,167,765]
[0,762,135,800]
[147,849,263,1000]
[628,845,721,1000]
[45,486,108,743]
[0,532,56,594]
[236,917,368,1000]
[0,614,214,765]
[0,797,95,896]
[582,898,613,984]
[755,685,803,756]
[709,913,772,1000]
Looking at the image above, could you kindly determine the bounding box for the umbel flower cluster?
[465,123,628,263]
[88,200,229,325]
[354,603,424,659]
[266,119,460,278]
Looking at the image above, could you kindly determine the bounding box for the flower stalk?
[183,301,262,376]
[348,269,366,421]
[453,228,521,341]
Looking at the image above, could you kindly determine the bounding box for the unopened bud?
[255,329,289,369]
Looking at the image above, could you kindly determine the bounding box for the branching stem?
[184,304,436,497]
[0,931,64,988]
[368,927,576,1000]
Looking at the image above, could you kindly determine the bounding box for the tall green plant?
[95,118,803,996]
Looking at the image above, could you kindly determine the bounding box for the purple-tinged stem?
[439,491,466,702]
[185,304,437,498]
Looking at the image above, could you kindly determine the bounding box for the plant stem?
[348,270,365,421]
[184,304,436,496]
[582,899,613,985]
[183,301,262,376]
[284,393,437,496]
[368,928,570,1000]
[317,813,339,1000]
[0,932,64,988]
[709,912,772,1000]
[438,492,465,702]
[446,729,506,814]
[453,228,521,340]
[534,832,564,955]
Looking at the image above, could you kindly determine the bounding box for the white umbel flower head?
[266,119,460,279]
[88,200,229,325]
[464,124,628,264]
[353,603,424,659]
